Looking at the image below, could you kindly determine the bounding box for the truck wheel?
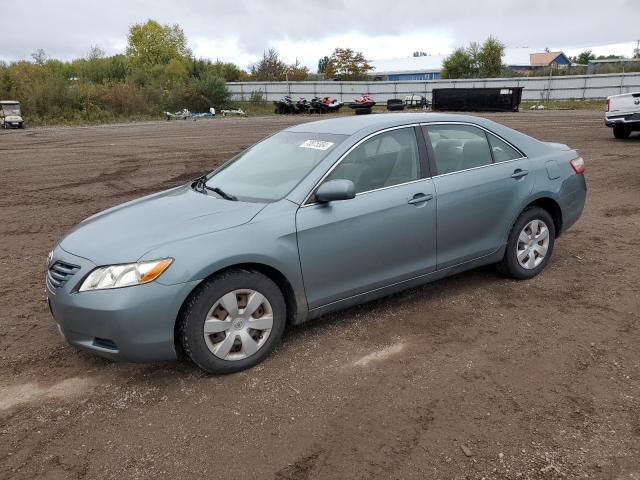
[613,126,631,139]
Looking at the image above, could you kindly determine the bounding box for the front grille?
[47,261,80,289]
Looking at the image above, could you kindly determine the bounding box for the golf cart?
[1,101,24,129]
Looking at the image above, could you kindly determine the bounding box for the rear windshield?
[205,131,347,202]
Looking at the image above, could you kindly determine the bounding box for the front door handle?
[408,193,434,205]
[511,169,529,179]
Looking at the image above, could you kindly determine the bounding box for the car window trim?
[420,121,527,177]
[301,124,423,207]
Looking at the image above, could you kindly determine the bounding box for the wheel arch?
[524,196,563,236]
[173,262,300,357]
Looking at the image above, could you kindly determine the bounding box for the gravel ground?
[0,110,638,480]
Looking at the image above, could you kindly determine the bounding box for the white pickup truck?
[606,91,640,139]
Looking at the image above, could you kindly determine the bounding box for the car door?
[423,123,534,269]
[296,126,437,310]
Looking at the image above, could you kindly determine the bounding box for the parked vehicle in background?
[348,94,376,115]
[310,97,342,114]
[46,113,586,374]
[606,92,640,139]
[404,94,428,109]
[432,87,523,112]
[386,99,405,111]
[0,101,24,129]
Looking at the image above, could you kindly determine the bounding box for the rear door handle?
[408,193,434,205]
[511,169,529,179]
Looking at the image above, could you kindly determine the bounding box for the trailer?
[432,87,523,112]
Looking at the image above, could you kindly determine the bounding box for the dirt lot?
[0,110,638,480]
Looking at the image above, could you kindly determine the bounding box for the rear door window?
[487,133,523,162]
[424,125,493,175]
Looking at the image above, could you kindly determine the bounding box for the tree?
[441,37,505,79]
[477,36,505,77]
[250,49,308,81]
[87,45,105,61]
[441,48,474,79]
[571,50,595,65]
[126,20,191,67]
[317,56,330,74]
[31,49,47,66]
[412,51,427,57]
[250,48,287,81]
[285,59,309,81]
[323,48,372,80]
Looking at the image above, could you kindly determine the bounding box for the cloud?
[1,0,638,68]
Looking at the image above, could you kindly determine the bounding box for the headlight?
[78,258,173,292]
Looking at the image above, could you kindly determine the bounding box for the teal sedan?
[47,113,586,373]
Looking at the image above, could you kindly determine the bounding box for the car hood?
[60,185,266,265]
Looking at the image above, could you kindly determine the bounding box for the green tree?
[323,48,372,80]
[317,56,330,74]
[250,48,288,81]
[442,37,505,78]
[441,48,474,79]
[477,36,505,77]
[126,20,191,67]
[571,50,595,65]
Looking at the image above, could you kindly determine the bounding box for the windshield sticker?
[300,140,334,151]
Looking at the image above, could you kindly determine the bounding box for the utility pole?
[634,40,640,59]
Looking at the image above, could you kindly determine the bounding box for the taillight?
[605,98,610,112]
[570,156,585,174]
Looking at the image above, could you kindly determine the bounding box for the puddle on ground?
[352,342,406,366]
[0,377,94,411]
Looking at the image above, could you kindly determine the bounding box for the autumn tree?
[250,49,308,81]
[126,20,191,67]
[323,48,372,80]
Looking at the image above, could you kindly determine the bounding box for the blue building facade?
[387,71,441,81]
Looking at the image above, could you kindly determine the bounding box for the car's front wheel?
[179,269,286,374]
[499,207,556,280]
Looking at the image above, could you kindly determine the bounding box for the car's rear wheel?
[179,269,286,374]
[613,125,631,139]
[498,207,555,280]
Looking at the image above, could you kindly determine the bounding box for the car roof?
[284,112,497,135]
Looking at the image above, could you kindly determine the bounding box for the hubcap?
[203,289,273,361]
[516,219,550,270]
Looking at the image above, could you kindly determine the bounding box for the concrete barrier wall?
[227,72,640,103]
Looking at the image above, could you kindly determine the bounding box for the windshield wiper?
[192,175,237,201]
[206,186,238,201]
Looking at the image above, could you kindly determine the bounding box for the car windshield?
[204,131,347,202]
[1,104,20,115]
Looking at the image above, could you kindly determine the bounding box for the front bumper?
[46,246,200,362]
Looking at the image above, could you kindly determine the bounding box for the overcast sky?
[1,0,638,70]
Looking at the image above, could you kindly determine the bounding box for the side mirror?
[315,179,356,203]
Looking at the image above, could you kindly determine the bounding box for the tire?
[179,269,286,374]
[354,107,372,115]
[498,207,556,280]
[613,126,631,139]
